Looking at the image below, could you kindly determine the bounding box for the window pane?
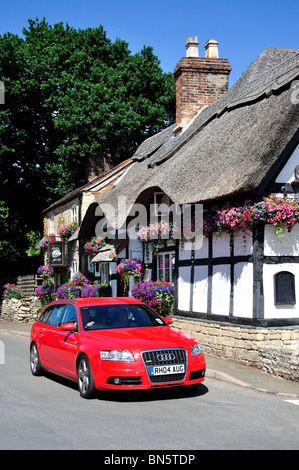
[61,304,78,324]
[171,253,175,283]
[47,305,66,327]
[100,263,109,283]
[158,255,163,280]
[39,307,53,323]
[157,251,175,284]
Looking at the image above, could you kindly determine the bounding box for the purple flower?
[55,284,80,300]
[36,284,54,299]
[131,280,174,315]
[37,265,53,277]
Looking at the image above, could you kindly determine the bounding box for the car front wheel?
[77,355,96,399]
[30,343,43,376]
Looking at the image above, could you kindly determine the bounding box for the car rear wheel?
[77,355,96,399]
[30,343,43,376]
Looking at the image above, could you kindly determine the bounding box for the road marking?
[284,400,299,406]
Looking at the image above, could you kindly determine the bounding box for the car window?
[48,305,66,327]
[39,304,66,327]
[39,306,53,324]
[61,304,78,329]
[80,304,167,331]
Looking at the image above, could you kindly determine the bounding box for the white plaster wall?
[275,143,299,183]
[128,238,144,260]
[263,263,299,319]
[109,262,117,297]
[233,262,253,317]
[212,232,230,257]
[194,235,209,259]
[192,265,209,313]
[211,265,231,316]
[179,241,192,260]
[264,225,299,256]
[177,266,191,311]
[233,229,253,256]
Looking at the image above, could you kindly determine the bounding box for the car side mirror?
[163,317,173,325]
[60,322,76,331]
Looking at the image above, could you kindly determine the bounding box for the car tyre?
[30,343,43,376]
[77,355,97,399]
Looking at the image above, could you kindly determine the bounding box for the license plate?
[150,364,185,376]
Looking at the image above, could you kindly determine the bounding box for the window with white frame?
[71,259,78,276]
[157,251,175,284]
[71,203,78,222]
[94,262,109,284]
[49,214,55,234]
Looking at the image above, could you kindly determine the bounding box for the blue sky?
[1,0,298,87]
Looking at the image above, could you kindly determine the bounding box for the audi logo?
[156,353,176,361]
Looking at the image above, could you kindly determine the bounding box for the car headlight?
[191,344,204,356]
[100,350,135,362]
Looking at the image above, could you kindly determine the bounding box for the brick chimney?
[173,37,231,133]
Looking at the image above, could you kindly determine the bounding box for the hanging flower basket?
[57,222,79,240]
[83,236,106,257]
[116,258,144,290]
[204,196,299,237]
[137,221,180,257]
[38,234,56,250]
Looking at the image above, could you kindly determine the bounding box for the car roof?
[49,297,144,307]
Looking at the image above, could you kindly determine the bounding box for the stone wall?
[173,317,299,381]
[0,297,42,323]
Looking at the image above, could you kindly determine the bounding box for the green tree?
[0,18,175,260]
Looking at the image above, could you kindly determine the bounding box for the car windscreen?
[80,304,167,331]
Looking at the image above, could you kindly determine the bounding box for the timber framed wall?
[175,224,299,326]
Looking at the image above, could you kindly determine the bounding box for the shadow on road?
[98,383,209,403]
[42,371,209,402]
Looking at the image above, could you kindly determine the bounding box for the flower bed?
[34,267,112,301]
[37,265,54,279]
[36,284,54,301]
[2,283,27,300]
[55,284,80,299]
[131,280,174,316]
[81,284,112,298]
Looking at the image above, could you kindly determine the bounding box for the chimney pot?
[185,36,199,58]
[174,37,231,132]
[205,39,219,59]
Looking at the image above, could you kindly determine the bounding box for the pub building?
[44,38,299,327]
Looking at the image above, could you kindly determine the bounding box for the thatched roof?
[97,47,299,228]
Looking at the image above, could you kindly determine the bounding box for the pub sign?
[48,241,65,267]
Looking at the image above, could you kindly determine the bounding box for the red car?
[30,297,206,398]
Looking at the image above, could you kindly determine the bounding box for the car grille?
[142,348,187,384]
